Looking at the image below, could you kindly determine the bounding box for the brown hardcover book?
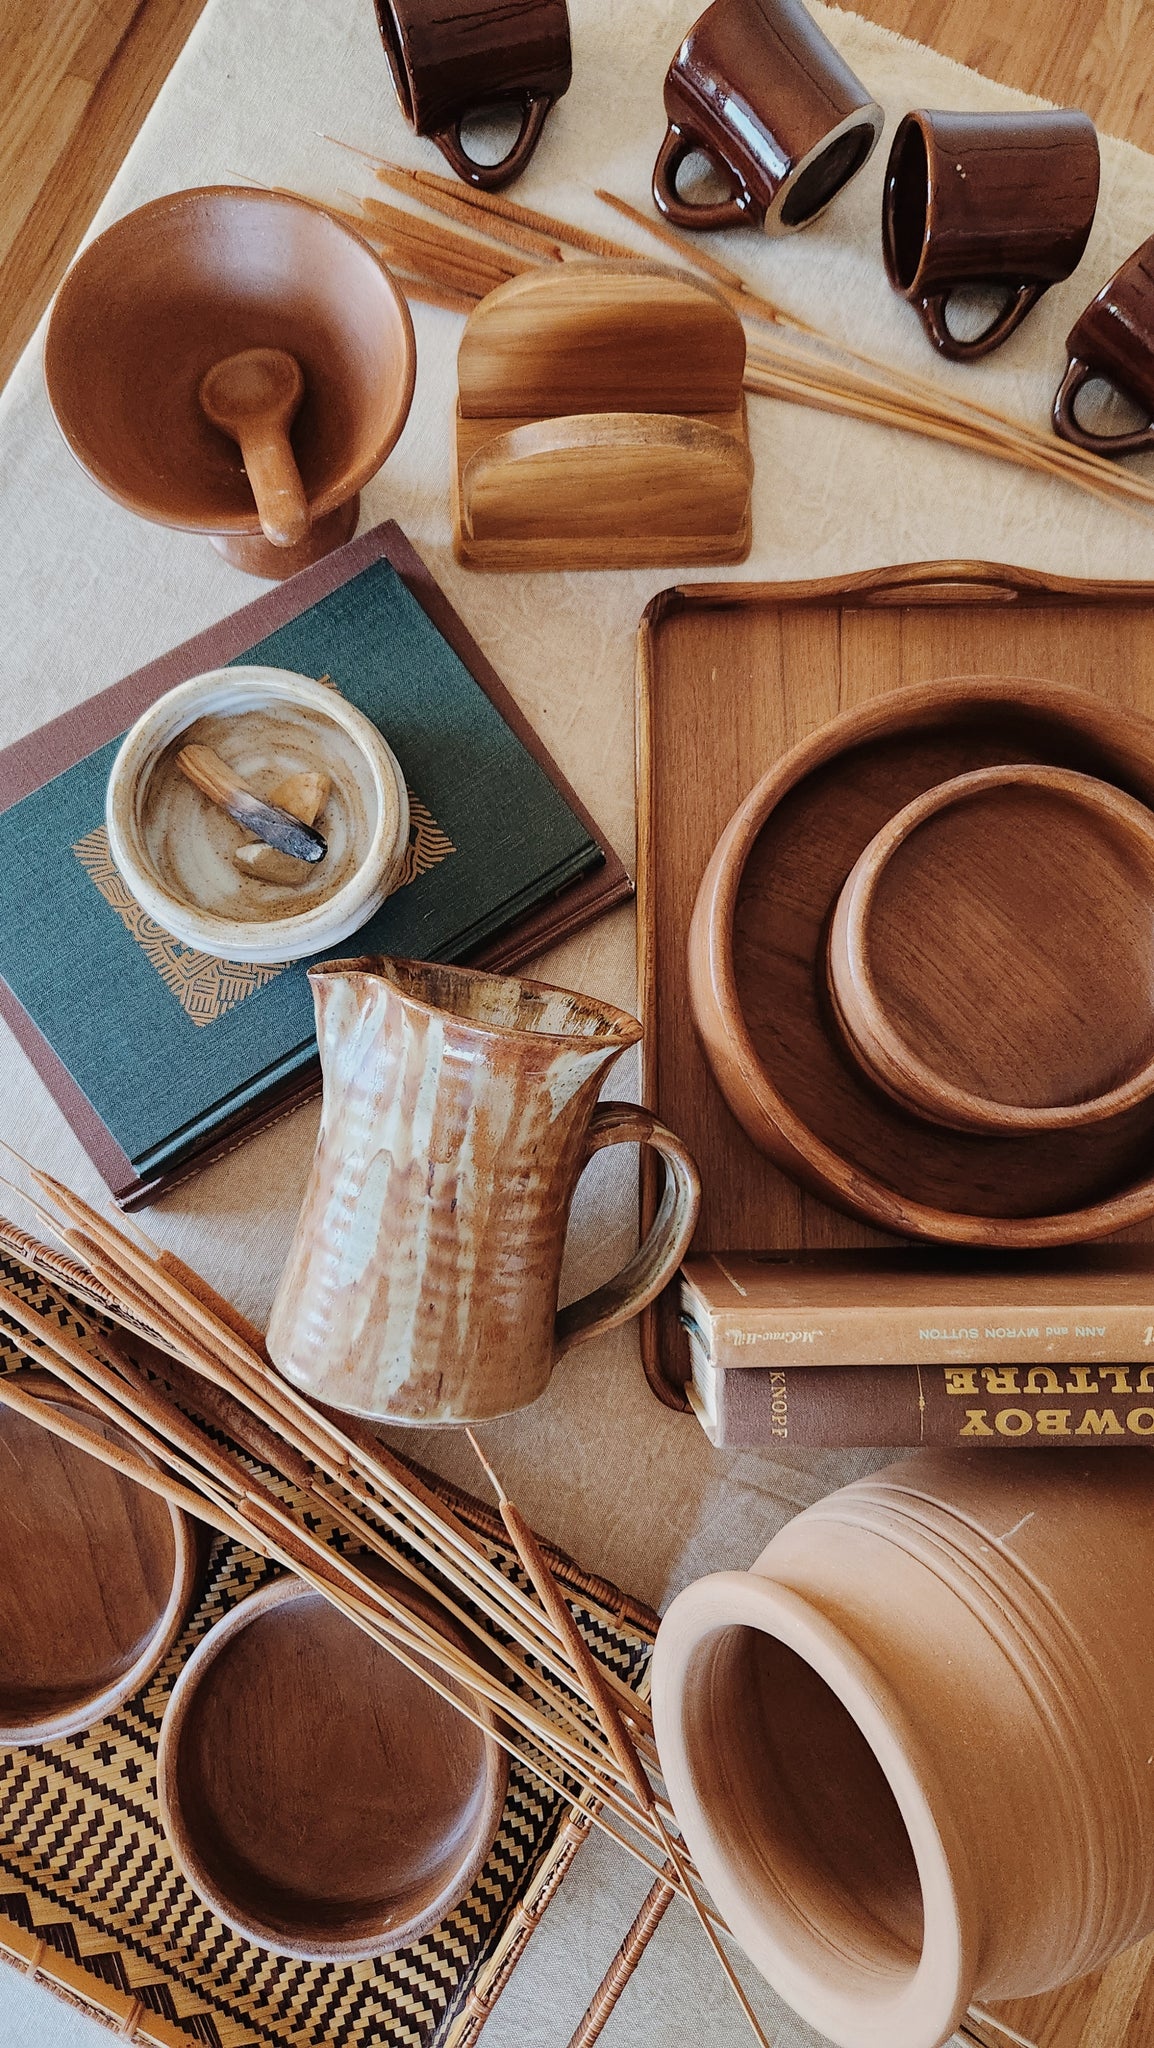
[686,1336,1154,1450]
[0,521,631,1207]
[680,1249,1154,1368]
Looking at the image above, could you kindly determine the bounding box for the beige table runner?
[3,0,1154,2040]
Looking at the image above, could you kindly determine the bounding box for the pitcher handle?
[555,1102,701,1358]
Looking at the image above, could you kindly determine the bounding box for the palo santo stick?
[373,163,563,260]
[467,1434,772,2048]
[177,745,327,863]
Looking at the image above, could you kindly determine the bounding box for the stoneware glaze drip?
[652,1449,1154,2048]
[266,955,700,1422]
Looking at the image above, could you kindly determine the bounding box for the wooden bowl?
[0,1373,197,1745]
[826,763,1154,1134]
[105,667,410,964]
[43,187,416,579]
[688,676,1154,1246]
[157,1567,508,1959]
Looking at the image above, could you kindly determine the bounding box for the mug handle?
[554,1102,701,1358]
[1052,354,1154,455]
[652,122,755,230]
[431,92,553,191]
[917,282,1044,361]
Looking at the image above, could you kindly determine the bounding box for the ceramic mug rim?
[310,953,646,1049]
[652,1569,972,2048]
[662,55,882,235]
[105,667,410,964]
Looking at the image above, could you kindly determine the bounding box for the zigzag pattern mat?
[0,1232,656,2048]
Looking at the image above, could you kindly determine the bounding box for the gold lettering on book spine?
[959,1404,1154,1439]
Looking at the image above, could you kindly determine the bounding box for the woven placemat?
[0,1228,657,2048]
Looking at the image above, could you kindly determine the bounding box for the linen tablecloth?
[4,0,1154,2039]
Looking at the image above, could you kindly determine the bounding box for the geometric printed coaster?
[0,1233,656,2048]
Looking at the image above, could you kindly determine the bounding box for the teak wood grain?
[0,1371,197,1742]
[7,0,1154,403]
[157,1565,508,1960]
[638,559,1154,1389]
[452,268,753,569]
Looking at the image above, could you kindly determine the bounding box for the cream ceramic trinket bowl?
[106,668,409,963]
[653,1449,1154,2048]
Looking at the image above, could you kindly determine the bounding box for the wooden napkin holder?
[451,265,753,571]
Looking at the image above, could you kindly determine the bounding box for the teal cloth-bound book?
[0,523,628,1204]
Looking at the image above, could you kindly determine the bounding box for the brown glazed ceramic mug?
[266,956,701,1424]
[1053,235,1154,454]
[373,0,572,190]
[883,108,1100,360]
[652,0,883,235]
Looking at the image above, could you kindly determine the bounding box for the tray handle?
[858,576,1022,606]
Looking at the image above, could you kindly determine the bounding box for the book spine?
[686,1299,1154,1368]
[694,1358,1154,1449]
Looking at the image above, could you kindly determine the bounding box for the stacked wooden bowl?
[688,677,1154,1246]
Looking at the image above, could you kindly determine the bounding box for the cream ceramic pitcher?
[267,955,701,1422]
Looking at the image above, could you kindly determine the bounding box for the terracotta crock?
[653,1450,1154,2048]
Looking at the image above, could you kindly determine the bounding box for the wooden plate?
[688,674,1154,1245]
[157,1567,509,1960]
[0,1373,198,1744]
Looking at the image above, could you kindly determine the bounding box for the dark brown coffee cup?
[1053,236,1154,455]
[883,108,1100,361]
[373,0,571,191]
[652,0,883,235]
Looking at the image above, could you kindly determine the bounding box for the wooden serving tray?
[637,558,1154,2048]
[637,558,1154,1408]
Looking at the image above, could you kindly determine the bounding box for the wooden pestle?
[199,347,310,548]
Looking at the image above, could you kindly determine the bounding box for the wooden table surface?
[1,0,1153,394]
